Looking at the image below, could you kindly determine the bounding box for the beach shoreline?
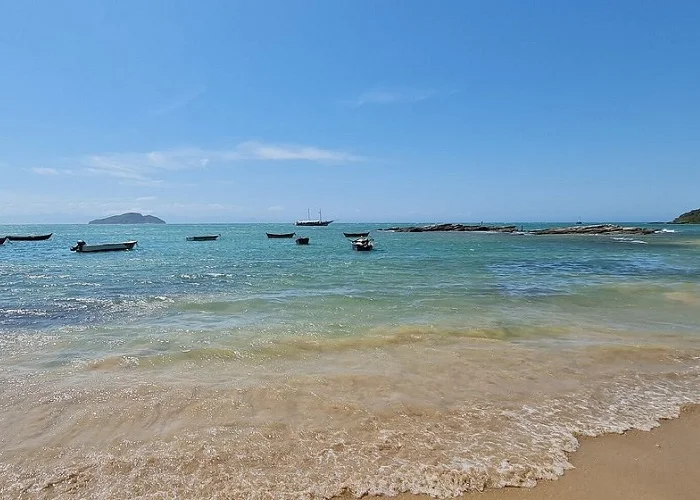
[334,404,700,500]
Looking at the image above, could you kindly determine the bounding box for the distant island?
[671,208,700,224]
[88,212,166,224]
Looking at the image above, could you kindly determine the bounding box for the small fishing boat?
[7,233,52,241]
[351,237,374,251]
[266,232,296,238]
[295,236,310,245]
[70,240,137,253]
[0,237,6,245]
[186,235,220,241]
[343,231,369,238]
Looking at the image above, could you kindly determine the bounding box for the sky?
[1,0,699,224]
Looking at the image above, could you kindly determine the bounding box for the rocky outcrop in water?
[529,224,655,235]
[380,223,656,235]
[380,223,517,233]
[89,212,166,224]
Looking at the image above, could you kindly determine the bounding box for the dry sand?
[336,404,700,500]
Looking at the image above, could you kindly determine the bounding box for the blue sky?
[1,0,699,223]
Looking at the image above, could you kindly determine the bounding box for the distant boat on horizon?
[295,209,333,227]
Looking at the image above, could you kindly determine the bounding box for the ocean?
[1,222,699,499]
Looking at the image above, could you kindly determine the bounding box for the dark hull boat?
[186,235,220,241]
[7,233,52,241]
[343,232,369,238]
[0,237,6,245]
[70,240,137,253]
[295,237,310,245]
[295,220,333,227]
[351,237,374,251]
[266,232,296,238]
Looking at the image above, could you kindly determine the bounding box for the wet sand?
[337,404,700,500]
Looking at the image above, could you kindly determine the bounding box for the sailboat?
[295,209,333,227]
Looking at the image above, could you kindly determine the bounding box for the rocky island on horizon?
[88,212,166,225]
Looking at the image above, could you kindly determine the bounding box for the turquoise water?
[1,223,699,498]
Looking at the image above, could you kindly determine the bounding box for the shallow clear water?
[1,222,699,498]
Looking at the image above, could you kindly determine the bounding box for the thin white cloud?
[149,86,207,116]
[237,141,362,162]
[82,148,212,181]
[349,88,435,107]
[26,141,362,185]
[78,142,360,181]
[31,167,61,175]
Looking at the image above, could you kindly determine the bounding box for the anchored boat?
[70,240,137,253]
[266,232,296,238]
[186,235,220,241]
[7,233,52,241]
[351,237,374,251]
[295,209,333,226]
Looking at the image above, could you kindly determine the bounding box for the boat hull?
[343,232,369,238]
[351,238,374,251]
[71,241,137,253]
[295,221,333,226]
[7,233,52,241]
[0,237,6,245]
[186,235,220,241]
[266,233,296,238]
[295,237,310,245]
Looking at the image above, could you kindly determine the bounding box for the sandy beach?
[335,404,699,500]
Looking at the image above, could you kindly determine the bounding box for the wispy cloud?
[31,167,61,175]
[149,85,207,116]
[29,141,362,184]
[348,88,436,107]
[82,148,212,181]
[237,141,362,162]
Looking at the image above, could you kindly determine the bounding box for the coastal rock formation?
[88,212,166,224]
[530,224,655,235]
[671,208,700,224]
[381,223,517,233]
[380,223,656,235]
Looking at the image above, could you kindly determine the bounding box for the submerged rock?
[529,224,655,235]
[380,223,518,233]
